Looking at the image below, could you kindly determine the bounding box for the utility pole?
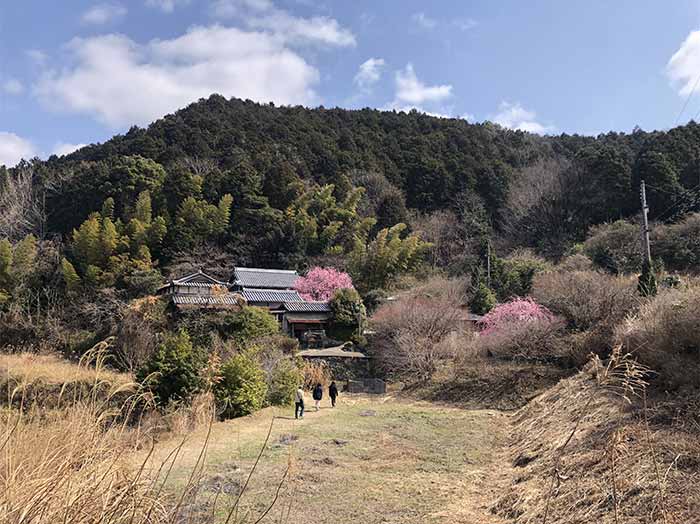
[640,180,652,265]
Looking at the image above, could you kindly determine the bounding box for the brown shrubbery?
[616,285,700,389]
[371,278,465,381]
[530,269,640,366]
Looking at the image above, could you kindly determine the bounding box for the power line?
[644,181,700,222]
[674,73,700,126]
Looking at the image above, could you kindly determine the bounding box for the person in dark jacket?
[312,383,323,411]
[294,386,304,419]
[329,381,338,408]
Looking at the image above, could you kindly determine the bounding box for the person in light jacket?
[312,383,323,411]
[294,386,305,419]
[329,381,338,408]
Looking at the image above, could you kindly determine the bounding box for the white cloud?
[353,58,385,92]
[0,133,37,167]
[211,0,355,47]
[412,12,436,30]
[668,30,700,96]
[491,101,555,134]
[34,26,321,128]
[145,0,190,13]
[394,63,452,105]
[454,18,477,31]
[26,49,47,65]
[81,3,127,25]
[211,0,273,17]
[52,142,87,157]
[3,79,24,95]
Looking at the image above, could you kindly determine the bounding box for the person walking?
[294,386,305,419]
[329,381,338,408]
[312,383,323,411]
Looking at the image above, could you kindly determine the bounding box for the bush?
[616,286,700,388]
[583,220,641,274]
[329,288,365,341]
[490,251,549,300]
[114,296,168,372]
[652,213,700,272]
[267,357,303,406]
[638,259,657,297]
[478,298,557,336]
[371,293,463,381]
[531,270,638,331]
[137,329,205,406]
[531,269,640,365]
[469,282,496,315]
[302,360,332,389]
[215,352,268,419]
[472,317,567,364]
[223,306,279,346]
[362,288,386,315]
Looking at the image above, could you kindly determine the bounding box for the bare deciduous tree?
[371,279,466,381]
[0,164,46,241]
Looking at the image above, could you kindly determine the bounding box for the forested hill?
[9,94,700,270]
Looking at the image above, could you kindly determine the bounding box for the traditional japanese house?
[157,270,245,310]
[158,267,332,341]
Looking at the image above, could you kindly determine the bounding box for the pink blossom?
[478,298,557,335]
[294,266,354,301]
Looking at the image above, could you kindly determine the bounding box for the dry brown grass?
[494,352,700,524]
[0,351,132,387]
[616,284,700,389]
[0,344,224,524]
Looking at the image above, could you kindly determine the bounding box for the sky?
[3,0,700,167]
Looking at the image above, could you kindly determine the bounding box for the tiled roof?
[172,294,244,306]
[159,270,229,291]
[233,267,299,289]
[282,301,331,313]
[242,289,303,303]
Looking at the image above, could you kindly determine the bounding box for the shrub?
[137,329,205,406]
[652,213,700,272]
[616,286,700,388]
[478,298,557,336]
[638,259,657,297]
[531,270,639,331]
[223,306,279,346]
[531,269,641,365]
[557,253,593,272]
[362,288,386,315]
[371,293,463,381]
[215,352,268,419]
[302,360,332,389]
[267,357,303,406]
[583,220,641,274]
[294,266,354,301]
[329,287,365,341]
[490,251,549,300]
[469,282,496,315]
[472,317,567,364]
[114,296,168,371]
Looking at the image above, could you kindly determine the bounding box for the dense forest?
[2,94,700,351]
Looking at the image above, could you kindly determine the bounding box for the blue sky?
[2,0,700,166]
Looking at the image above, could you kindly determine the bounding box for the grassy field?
[149,393,510,523]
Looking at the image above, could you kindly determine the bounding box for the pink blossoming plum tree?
[294,266,354,301]
[478,298,557,335]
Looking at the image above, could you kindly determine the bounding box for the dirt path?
[151,394,512,523]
